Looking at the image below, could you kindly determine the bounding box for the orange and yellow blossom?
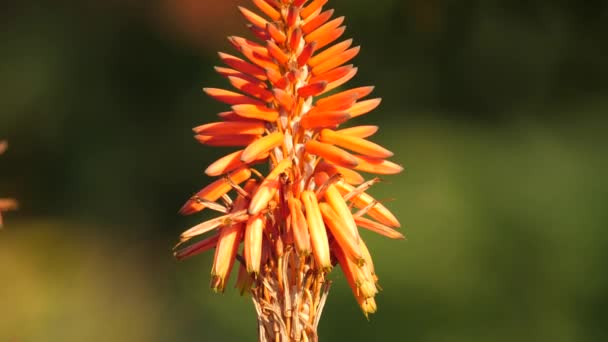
[174,0,404,339]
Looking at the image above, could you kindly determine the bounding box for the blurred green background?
[1,0,607,341]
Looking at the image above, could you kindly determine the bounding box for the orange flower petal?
[336,125,379,139]
[238,6,268,29]
[193,121,266,136]
[211,220,245,292]
[217,111,256,121]
[249,158,293,214]
[205,150,268,177]
[232,104,279,122]
[180,209,248,241]
[229,36,268,56]
[195,134,258,147]
[302,9,334,34]
[313,98,356,115]
[288,197,312,256]
[266,22,287,44]
[179,166,252,215]
[312,171,331,196]
[312,46,360,76]
[240,46,278,71]
[297,81,327,98]
[301,190,331,271]
[300,110,350,130]
[244,213,265,274]
[353,155,404,175]
[228,77,274,102]
[335,181,401,227]
[289,27,303,53]
[297,41,317,67]
[319,129,393,159]
[273,88,295,111]
[350,98,382,118]
[331,239,377,301]
[310,64,353,84]
[323,66,358,94]
[241,131,284,164]
[323,184,360,241]
[214,66,267,88]
[319,202,363,264]
[247,23,271,41]
[305,140,358,168]
[316,161,365,185]
[301,0,328,19]
[316,86,374,108]
[266,40,290,66]
[231,83,270,104]
[252,0,281,20]
[203,87,266,106]
[305,17,344,46]
[218,52,267,80]
[308,39,353,68]
[313,26,345,50]
[354,216,405,240]
[286,5,299,28]
[331,240,357,292]
[265,68,289,89]
[174,234,219,261]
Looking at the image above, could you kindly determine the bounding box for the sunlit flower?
[0,140,18,227]
[174,0,404,339]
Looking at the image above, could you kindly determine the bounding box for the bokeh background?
[1,0,607,341]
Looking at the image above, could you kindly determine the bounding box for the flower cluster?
[174,0,404,333]
[0,141,18,227]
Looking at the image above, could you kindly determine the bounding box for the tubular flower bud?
[174,0,404,337]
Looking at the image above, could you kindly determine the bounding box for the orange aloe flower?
[0,140,18,227]
[174,0,404,339]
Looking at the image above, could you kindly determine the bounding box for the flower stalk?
[174,0,404,340]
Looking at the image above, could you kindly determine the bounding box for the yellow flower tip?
[321,265,333,274]
[358,296,377,317]
[353,155,404,175]
[210,275,226,293]
[358,279,378,298]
